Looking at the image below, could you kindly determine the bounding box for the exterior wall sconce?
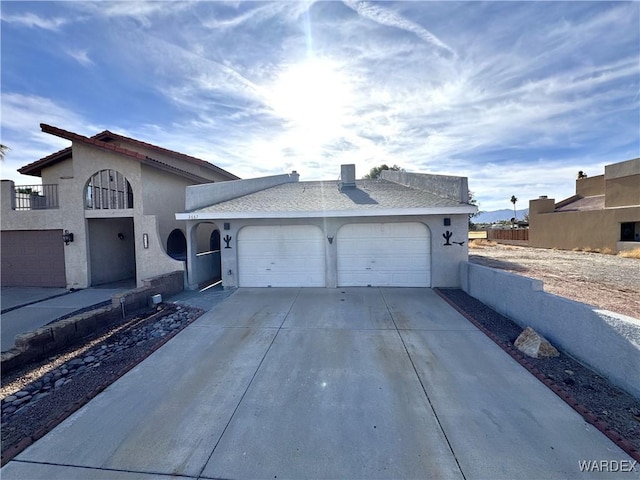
[224,222,231,230]
[327,236,334,244]
[143,233,149,249]
[444,218,451,226]
[62,230,74,245]
[118,233,125,240]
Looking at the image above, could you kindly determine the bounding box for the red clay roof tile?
[19,124,239,182]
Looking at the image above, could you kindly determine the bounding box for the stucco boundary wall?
[460,262,640,399]
[185,173,297,211]
[1,271,184,374]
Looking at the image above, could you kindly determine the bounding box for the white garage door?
[337,222,430,287]
[238,225,325,287]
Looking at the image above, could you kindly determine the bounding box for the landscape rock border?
[1,303,204,466]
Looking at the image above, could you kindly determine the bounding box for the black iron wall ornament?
[442,230,465,246]
[62,230,74,245]
[223,234,232,249]
[327,236,334,244]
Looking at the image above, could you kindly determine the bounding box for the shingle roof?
[194,179,469,215]
[555,195,605,212]
[19,124,239,181]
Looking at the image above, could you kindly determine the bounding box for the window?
[620,222,637,242]
[167,229,187,260]
[85,170,133,209]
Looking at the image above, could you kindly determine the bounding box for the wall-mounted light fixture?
[143,233,149,249]
[327,236,334,244]
[62,230,74,245]
[224,222,231,230]
[117,233,125,240]
[443,218,451,226]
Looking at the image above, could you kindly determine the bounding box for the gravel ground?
[469,243,640,319]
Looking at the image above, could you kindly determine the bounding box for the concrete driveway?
[2,288,633,479]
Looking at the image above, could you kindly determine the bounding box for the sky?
[1,1,639,212]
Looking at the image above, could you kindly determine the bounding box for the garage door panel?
[337,222,430,287]
[1,230,66,287]
[238,225,325,287]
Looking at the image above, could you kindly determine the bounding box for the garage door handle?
[365,267,372,270]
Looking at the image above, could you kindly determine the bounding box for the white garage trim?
[337,222,431,287]
[238,225,325,287]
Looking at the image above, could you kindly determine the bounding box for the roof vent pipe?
[340,164,356,189]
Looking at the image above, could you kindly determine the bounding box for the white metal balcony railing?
[13,184,59,210]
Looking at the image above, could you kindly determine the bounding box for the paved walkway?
[1,283,135,352]
[2,288,634,479]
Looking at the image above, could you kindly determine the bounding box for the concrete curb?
[434,288,640,463]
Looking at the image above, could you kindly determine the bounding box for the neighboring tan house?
[529,157,640,252]
[176,165,477,289]
[1,124,238,289]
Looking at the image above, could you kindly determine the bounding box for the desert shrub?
[619,247,640,259]
[469,239,497,249]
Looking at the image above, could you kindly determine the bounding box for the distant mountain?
[473,208,529,224]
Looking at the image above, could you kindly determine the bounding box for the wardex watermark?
[578,460,637,473]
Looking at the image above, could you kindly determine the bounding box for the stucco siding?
[575,175,604,197]
[187,214,468,289]
[140,164,193,247]
[605,175,640,208]
[40,160,74,185]
[135,215,186,285]
[605,157,640,179]
[381,170,469,203]
[530,206,640,251]
[114,139,231,182]
[529,158,639,253]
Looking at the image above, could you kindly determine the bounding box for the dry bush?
[619,247,640,259]
[573,246,615,255]
[469,239,497,249]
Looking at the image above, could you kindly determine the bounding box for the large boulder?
[514,327,560,358]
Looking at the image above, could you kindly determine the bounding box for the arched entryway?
[84,169,136,286]
[87,217,136,286]
[190,222,222,288]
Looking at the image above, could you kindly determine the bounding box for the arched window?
[167,229,187,261]
[210,230,221,251]
[85,169,133,209]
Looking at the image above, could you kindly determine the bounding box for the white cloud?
[201,2,313,30]
[71,1,196,27]
[1,12,67,30]
[65,49,93,67]
[2,1,636,213]
[0,93,103,184]
[342,0,456,58]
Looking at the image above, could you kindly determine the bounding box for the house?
[1,124,238,289]
[529,157,640,252]
[176,165,477,289]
